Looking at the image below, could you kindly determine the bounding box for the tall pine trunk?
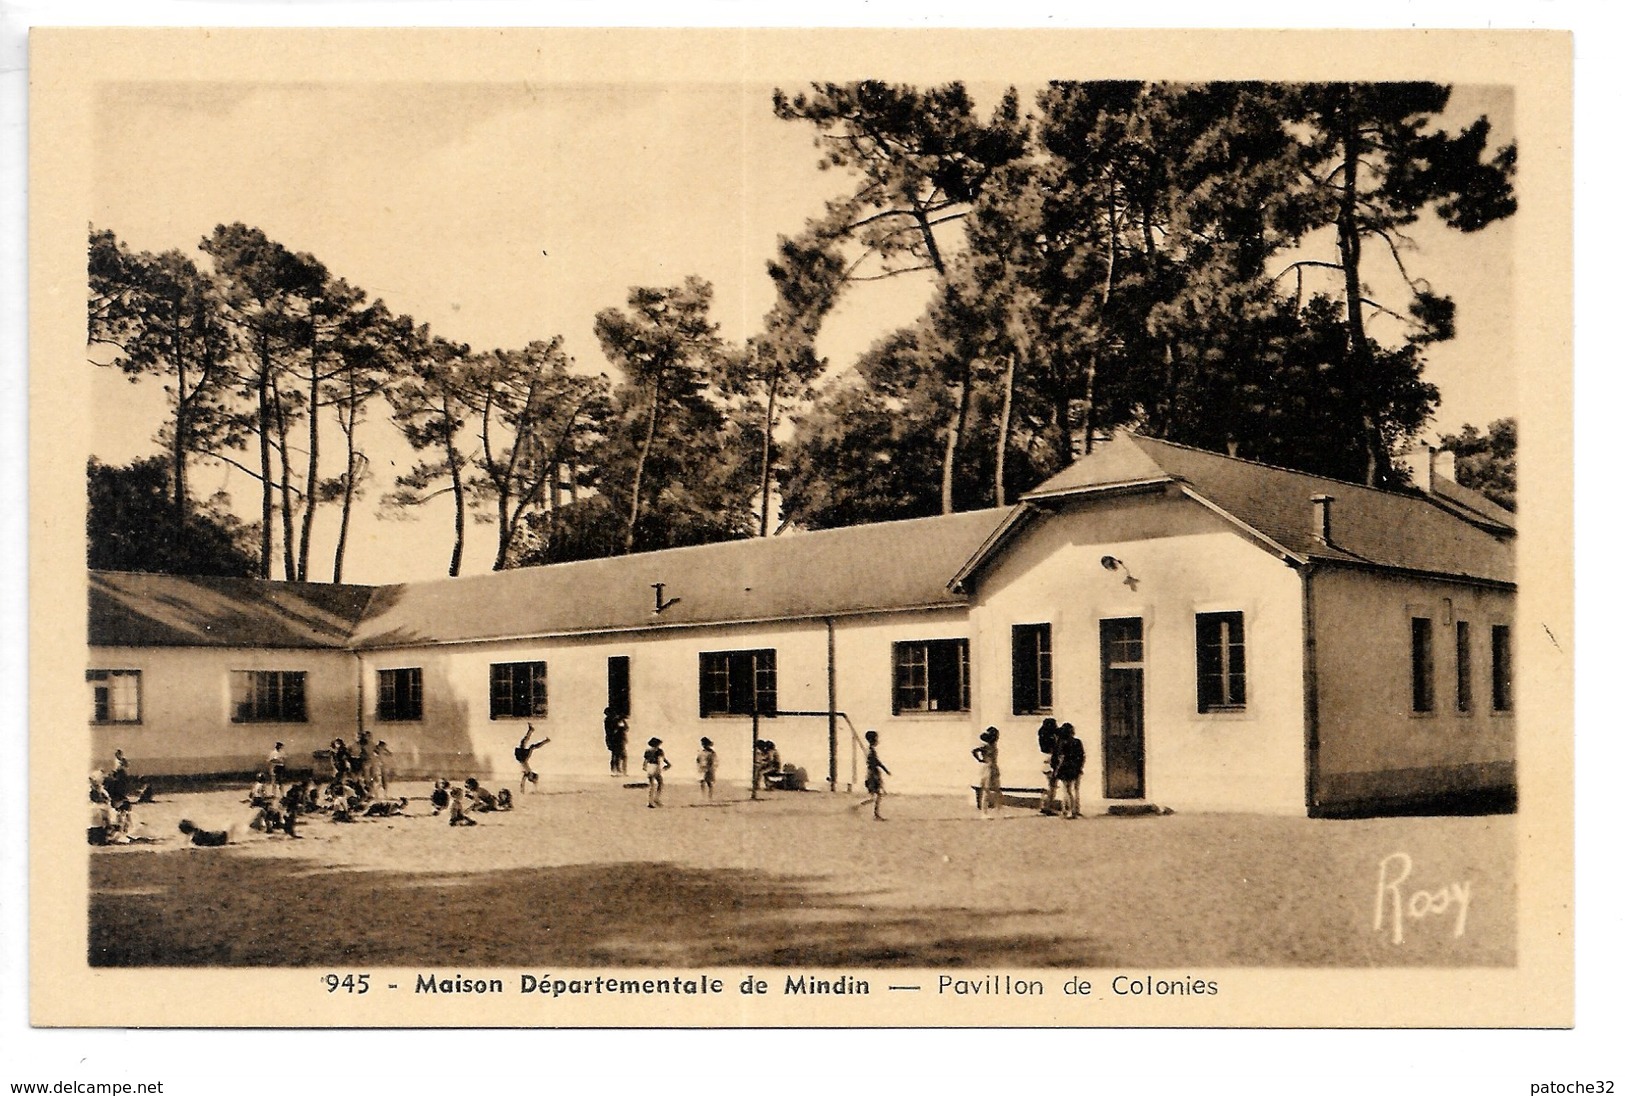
[624,374,662,554]
[758,379,778,536]
[940,363,973,515]
[255,337,274,579]
[994,352,1017,507]
[1335,84,1385,488]
[298,329,321,582]
[442,389,466,577]
[273,380,297,581]
[169,294,189,550]
[1080,179,1121,457]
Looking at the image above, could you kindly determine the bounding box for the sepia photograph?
[26,25,1574,1033]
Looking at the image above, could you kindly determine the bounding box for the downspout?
[826,616,837,794]
[1299,563,1321,817]
[353,651,366,741]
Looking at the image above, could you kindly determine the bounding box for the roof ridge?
[1130,434,1433,500]
[378,506,1015,590]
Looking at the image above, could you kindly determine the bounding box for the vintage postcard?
[28,26,1573,1029]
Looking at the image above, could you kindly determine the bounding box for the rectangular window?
[490,661,546,719]
[1011,623,1053,715]
[1492,624,1513,712]
[699,649,777,717]
[1196,611,1247,713]
[87,669,141,724]
[376,667,423,722]
[1455,622,1473,713]
[1411,617,1435,713]
[892,638,971,714]
[230,670,308,723]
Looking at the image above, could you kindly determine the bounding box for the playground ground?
[87,778,1515,968]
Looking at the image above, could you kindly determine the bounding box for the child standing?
[696,737,716,801]
[643,738,671,808]
[857,730,890,821]
[267,741,286,790]
[972,727,1002,819]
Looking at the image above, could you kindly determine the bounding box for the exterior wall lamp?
[1100,555,1140,592]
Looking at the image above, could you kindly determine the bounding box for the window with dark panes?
[377,667,423,721]
[1411,617,1435,713]
[87,669,141,724]
[1491,624,1513,711]
[699,649,777,717]
[892,638,970,714]
[1195,611,1246,712]
[230,670,308,723]
[1011,623,1052,715]
[490,661,546,719]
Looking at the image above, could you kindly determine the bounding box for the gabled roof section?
[1426,476,1517,534]
[1022,434,1511,585]
[1019,434,1174,499]
[90,571,376,649]
[351,507,1012,649]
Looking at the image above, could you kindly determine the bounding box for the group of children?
[971,718,1087,820]
[92,721,907,851]
[429,776,515,824]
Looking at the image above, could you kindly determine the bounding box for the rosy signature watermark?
[1374,851,1471,945]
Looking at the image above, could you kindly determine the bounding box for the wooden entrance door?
[1100,618,1146,799]
[607,655,630,717]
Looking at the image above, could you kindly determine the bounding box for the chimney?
[1432,449,1456,488]
[1310,494,1334,544]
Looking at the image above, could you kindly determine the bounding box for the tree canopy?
[88,80,1515,579]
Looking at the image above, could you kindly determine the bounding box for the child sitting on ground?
[447,786,476,826]
[430,779,452,816]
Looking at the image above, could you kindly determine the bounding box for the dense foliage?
[89,80,1516,577]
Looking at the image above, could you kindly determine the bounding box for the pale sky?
[90,78,1517,584]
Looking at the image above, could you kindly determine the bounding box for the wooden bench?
[972,785,1049,811]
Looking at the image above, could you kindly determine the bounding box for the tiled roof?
[350,508,1011,648]
[89,508,1013,650]
[1021,434,1514,585]
[89,571,377,649]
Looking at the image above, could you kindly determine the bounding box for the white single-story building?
[86,434,1516,815]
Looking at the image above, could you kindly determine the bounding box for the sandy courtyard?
[88,778,1515,968]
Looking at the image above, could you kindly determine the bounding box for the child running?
[856,730,890,821]
[696,737,716,801]
[514,724,551,793]
[643,737,671,808]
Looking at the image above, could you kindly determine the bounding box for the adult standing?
[369,740,393,793]
[604,707,629,776]
[267,741,286,789]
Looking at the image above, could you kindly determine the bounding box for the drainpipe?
[826,617,837,793]
[353,651,365,740]
[1299,563,1321,816]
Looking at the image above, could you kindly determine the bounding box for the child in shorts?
[696,737,717,801]
[643,738,671,808]
[858,730,890,821]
